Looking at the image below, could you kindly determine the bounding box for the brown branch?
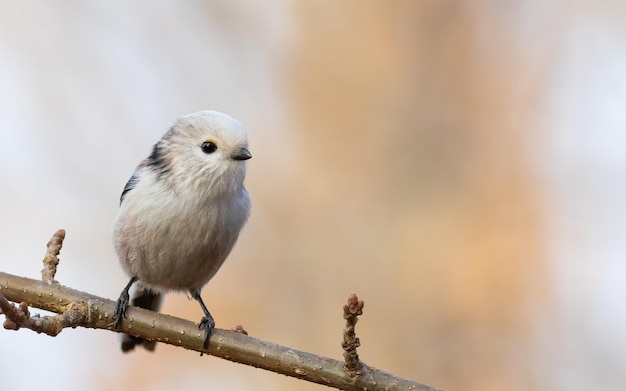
[0,231,441,391]
[0,293,87,335]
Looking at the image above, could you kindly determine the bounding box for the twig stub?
[342,293,365,378]
[230,324,248,335]
[41,229,66,284]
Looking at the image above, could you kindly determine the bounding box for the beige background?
[1,2,625,391]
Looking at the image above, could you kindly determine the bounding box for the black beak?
[231,147,252,161]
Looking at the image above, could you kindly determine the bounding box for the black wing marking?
[146,139,170,177]
[120,173,139,205]
[120,130,173,205]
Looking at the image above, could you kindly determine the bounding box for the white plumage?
[112,110,251,352]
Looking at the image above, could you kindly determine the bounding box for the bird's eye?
[201,141,218,154]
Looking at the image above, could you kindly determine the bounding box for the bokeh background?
[1,2,626,390]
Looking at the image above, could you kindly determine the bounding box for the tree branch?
[0,231,440,391]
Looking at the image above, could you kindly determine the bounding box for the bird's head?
[147,110,251,196]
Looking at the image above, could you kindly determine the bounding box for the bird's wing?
[120,173,139,205]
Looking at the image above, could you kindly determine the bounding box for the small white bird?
[112,110,251,352]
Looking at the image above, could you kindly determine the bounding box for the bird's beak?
[231,147,252,161]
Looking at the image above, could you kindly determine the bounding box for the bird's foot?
[113,276,138,330]
[198,314,215,349]
[113,290,131,330]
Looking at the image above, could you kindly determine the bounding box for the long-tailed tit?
[112,110,251,352]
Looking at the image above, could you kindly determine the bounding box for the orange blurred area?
[1,2,626,391]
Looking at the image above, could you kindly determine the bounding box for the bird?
[111,110,251,352]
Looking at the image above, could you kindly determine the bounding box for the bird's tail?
[120,285,162,352]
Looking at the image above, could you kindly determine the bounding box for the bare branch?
[0,272,438,390]
[0,230,441,391]
[0,293,87,336]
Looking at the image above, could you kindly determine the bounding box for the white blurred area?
[0,2,625,391]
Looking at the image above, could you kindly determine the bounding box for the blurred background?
[1,1,625,390]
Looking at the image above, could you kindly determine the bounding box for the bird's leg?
[113,276,138,330]
[191,290,215,349]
